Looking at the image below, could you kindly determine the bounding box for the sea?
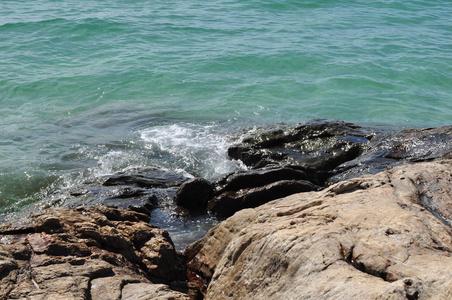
[1,0,451,222]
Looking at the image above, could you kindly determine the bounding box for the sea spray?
[139,123,247,180]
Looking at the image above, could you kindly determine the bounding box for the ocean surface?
[1,0,451,218]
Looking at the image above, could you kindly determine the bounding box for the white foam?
[42,122,246,204]
[139,123,246,179]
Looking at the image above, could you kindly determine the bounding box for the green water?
[0,0,451,214]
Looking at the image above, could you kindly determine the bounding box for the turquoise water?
[0,0,451,214]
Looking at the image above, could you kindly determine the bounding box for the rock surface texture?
[186,160,452,299]
[228,120,452,184]
[209,166,318,218]
[40,167,192,214]
[0,206,190,299]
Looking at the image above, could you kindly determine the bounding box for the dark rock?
[102,167,188,188]
[40,166,191,213]
[208,180,318,218]
[174,178,214,210]
[228,120,452,188]
[207,166,321,217]
[213,121,451,218]
[327,125,452,184]
[215,166,309,193]
[228,119,371,172]
[383,126,452,161]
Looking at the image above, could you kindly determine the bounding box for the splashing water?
[139,123,247,180]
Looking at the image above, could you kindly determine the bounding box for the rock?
[215,166,311,192]
[0,206,190,299]
[228,119,371,171]
[35,166,192,215]
[208,179,318,218]
[328,125,452,184]
[228,120,452,188]
[174,179,214,210]
[121,283,190,300]
[102,167,189,188]
[207,166,319,217]
[186,160,452,299]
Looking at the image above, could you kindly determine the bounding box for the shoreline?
[0,119,451,299]
[0,118,448,220]
[2,119,452,240]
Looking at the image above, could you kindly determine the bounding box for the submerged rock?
[0,206,191,299]
[186,160,452,299]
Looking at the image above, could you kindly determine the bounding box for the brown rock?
[0,206,188,299]
[186,160,452,299]
[121,282,189,300]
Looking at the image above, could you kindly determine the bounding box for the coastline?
[1,119,451,299]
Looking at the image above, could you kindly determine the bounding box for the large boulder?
[186,160,452,299]
[0,206,190,299]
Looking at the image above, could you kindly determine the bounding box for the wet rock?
[382,126,452,161]
[102,167,188,188]
[186,160,452,299]
[174,178,214,210]
[206,166,319,217]
[208,179,318,218]
[228,120,452,189]
[0,206,189,299]
[41,166,191,213]
[228,119,371,171]
[328,125,452,184]
[215,166,310,192]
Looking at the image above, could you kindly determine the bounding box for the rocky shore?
[1,120,451,299]
[186,160,452,299]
